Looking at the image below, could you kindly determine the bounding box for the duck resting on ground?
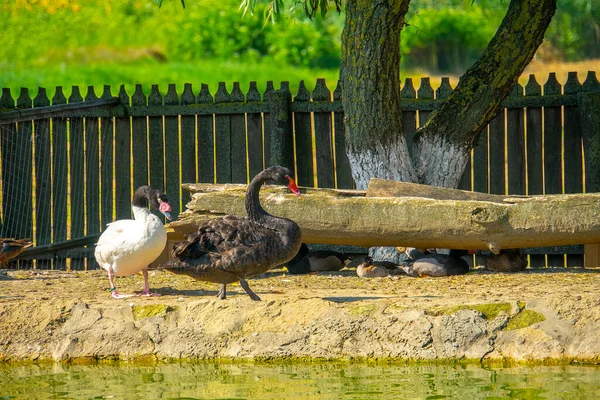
[161,166,302,301]
[356,256,406,278]
[484,248,527,272]
[402,248,470,277]
[286,243,352,274]
[0,238,33,266]
[94,186,172,299]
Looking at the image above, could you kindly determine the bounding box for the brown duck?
[356,256,405,278]
[484,249,527,272]
[286,243,351,274]
[0,238,33,266]
[162,166,302,301]
[403,248,470,277]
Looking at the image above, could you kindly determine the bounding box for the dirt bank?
[2,266,600,364]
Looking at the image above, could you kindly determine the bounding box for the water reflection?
[1,362,599,399]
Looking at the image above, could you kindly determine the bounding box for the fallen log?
[167,180,600,253]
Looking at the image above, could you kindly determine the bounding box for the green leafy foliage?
[0,0,596,91]
[401,6,502,74]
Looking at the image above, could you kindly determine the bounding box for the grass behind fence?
[0,59,341,100]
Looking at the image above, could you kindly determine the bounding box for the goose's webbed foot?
[239,279,261,301]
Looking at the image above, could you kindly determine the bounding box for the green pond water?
[1,362,599,399]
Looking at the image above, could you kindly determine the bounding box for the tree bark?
[341,0,416,189]
[340,0,556,260]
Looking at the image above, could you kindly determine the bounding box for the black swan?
[402,248,470,277]
[484,249,527,272]
[94,186,173,299]
[162,166,302,301]
[0,238,33,266]
[286,243,351,274]
[356,256,405,278]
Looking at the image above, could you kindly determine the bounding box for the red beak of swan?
[286,175,301,196]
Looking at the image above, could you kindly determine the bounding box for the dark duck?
[402,248,470,277]
[286,243,351,274]
[356,256,405,278]
[484,249,527,272]
[163,166,302,301]
[0,238,33,266]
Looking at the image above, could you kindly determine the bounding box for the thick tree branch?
[412,0,556,186]
[418,0,557,150]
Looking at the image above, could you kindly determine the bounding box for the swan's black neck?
[245,172,270,222]
[245,169,300,246]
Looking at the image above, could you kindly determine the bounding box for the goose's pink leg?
[138,269,160,297]
[216,284,227,300]
[108,269,134,299]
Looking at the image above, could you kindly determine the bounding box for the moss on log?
[168,181,600,252]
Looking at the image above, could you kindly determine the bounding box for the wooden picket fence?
[1,71,599,269]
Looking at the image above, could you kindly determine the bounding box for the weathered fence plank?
[148,85,165,191]
[51,87,68,268]
[246,82,264,180]
[114,85,132,220]
[489,110,505,195]
[507,84,526,195]
[164,84,180,216]
[526,75,543,195]
[100,85,114,228]
[543,73,563,195]
[417,78,434,125]
[33,89,51,269]
[0,89,16,239]
[581,72,600,193]
[230,82,247,183]
[293,81,314,187]
[215,82,232,183]
[131,84,148,190]
[333,80,353,189]
[85,86,101,240]
[68,87,85,270]
[563,72,583,194]
[312,79,334,188]
[262,81,274,167]
[197,84,214,183]
[524,75,547,267]
[180,83,196,206]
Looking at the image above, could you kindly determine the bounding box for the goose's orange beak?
[286,175,301,196]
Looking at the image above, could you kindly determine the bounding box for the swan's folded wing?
[95,220,135,262]
[172,216,277,273]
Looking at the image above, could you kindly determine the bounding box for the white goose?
[95,186,173,299]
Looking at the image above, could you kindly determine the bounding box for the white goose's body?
[95,206,167,277]
[94,186,172,298]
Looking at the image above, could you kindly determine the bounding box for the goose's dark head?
[133,186,173,220]
[262,166,301,196]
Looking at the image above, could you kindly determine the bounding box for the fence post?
[267,89,294,171]
[579,91,600,193]
[579,90,600,267]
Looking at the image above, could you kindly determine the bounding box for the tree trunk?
[414,0,557,186]
[340,0,416,189]
[340,0,556,260]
